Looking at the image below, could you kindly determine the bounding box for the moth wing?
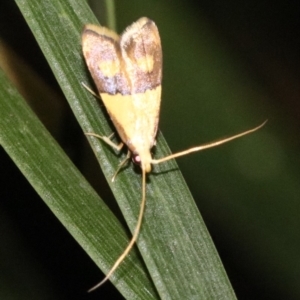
[120,17,162,94]
[82,19,162,152]
[116,18,162,151]
[82,24,130,95]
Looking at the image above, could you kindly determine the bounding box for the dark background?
[1,0,299,299]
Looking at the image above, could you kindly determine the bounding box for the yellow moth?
[81,17,266,291]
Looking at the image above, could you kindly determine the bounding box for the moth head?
[132,151,152,173]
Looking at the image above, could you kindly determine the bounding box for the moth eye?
[132,154,141,165]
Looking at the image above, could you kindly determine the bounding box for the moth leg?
[81,82,101,99]
[86,132,129,181]
[85,132,124,151]
[112,150,131,182]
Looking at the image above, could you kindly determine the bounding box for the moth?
[81,17,266,291]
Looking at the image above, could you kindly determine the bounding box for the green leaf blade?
[9,0,237,298]
[0,64,157,299]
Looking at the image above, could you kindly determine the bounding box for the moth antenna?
[88,167,147,292]
[151,120,267,165]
